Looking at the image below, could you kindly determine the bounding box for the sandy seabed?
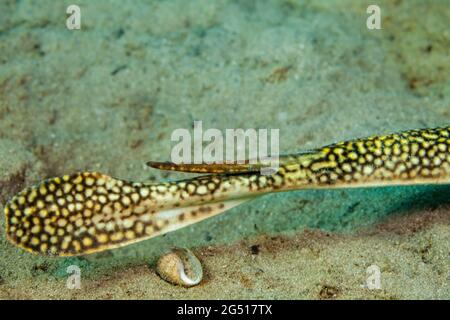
[0,0,449,299]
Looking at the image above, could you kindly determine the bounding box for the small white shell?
[156,248,203,287]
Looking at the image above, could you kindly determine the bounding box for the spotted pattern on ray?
[4,126,450,256]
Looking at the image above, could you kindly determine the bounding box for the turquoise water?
[0,0,448,299]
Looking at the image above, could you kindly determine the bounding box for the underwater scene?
[0,0,449,301]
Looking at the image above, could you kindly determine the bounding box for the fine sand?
[0,0,448,299]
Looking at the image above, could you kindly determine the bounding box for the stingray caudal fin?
[5,171,256,256]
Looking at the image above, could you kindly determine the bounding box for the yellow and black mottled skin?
[4,126,450,256]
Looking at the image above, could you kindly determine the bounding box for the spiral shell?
[156,248,203,287]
